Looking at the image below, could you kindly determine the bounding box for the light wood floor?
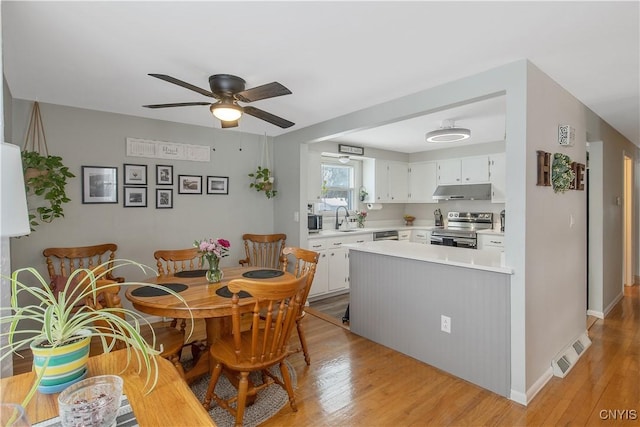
[13,286,639,426]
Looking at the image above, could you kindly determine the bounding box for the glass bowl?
[57,375,123,427]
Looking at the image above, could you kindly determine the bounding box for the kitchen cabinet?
[408,161,437,202]
[307,233,373,298]
[362,159,409,203]
[478,234,504,251]
[398,230,411,241]
[307,151,323,201]
[489,153,506,203]
[437,156,489,185]
[411,229,430,244]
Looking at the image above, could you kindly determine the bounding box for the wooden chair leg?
[296,318,311,365]
[235,371,250,427]
[168,353,185,379]
[203,362,223,410]
[279,361,298,412]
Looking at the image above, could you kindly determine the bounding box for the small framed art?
[82,166,118,204]
[123,187,147,207]
[207,176,229,195]
[156,164,173,185]
[178,175,202,194]
[124,164,147,185]
[156,188,173,209]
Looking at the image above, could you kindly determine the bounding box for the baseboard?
[510,367,553,406]
[603,292,624,317]
[587,309,604,319]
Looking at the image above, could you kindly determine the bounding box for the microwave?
[308,214,323,233]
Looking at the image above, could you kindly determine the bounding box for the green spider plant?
[0,259,193,408]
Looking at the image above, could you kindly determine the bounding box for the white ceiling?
[3,1,638,154]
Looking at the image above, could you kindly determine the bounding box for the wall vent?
[552,332,591,378]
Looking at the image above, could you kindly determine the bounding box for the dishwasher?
[343,230,399,323]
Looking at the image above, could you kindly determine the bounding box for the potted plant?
[21,150,75,230]
[248,166,277,198]
[0,260,192,408]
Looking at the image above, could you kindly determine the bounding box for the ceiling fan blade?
[221,120,239,128]
[235,82,292,103]
[148,74,217,99]
[143,102,212,109]
[244,106,295,129]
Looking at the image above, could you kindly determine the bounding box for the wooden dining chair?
[238,233,287,269]
[43,243,125,311]
[281,246,320,365]
[202,273,308,427]
[154,248,203,335]
[154,248,202,276]
[84,279,186,378]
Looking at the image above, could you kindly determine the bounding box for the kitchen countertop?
[344,240,512,274]
[309,226,503,239]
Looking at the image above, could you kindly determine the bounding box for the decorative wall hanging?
[123,164,147,185]
[207,176,229,195]
[156,188,173,209]
[123,187,148,207]
[249,134,276,198]
[178,175,203,194]
[536,151,552,186]
[156,165,173,185]
[537,150,585,192]
[81,166,118,204]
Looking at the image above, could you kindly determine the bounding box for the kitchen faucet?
[335,206,350,229]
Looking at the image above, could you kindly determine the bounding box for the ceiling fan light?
[338,155,350,164]
[210,103,243,122]
[425,127,471,143]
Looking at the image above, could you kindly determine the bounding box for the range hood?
[432,183,492,201]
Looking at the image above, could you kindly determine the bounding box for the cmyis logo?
[599,409,638,420]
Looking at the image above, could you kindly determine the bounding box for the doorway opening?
[623,154,633,287]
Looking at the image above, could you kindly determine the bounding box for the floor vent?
[552,332,591,378]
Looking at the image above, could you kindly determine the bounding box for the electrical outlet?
[441,315,451,334]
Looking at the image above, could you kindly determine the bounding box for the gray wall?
[9,100,278,299]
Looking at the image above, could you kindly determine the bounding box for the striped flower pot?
[30,334,91,394]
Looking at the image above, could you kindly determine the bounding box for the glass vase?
[205,255,224,284]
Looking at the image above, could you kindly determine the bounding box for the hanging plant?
[21,102,75,230]
[551,153,575,193]
[248,166,277,199]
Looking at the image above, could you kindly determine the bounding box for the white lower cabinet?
[477,234,505,251]
[307,233,373,298]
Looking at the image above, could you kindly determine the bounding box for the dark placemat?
[131,283,188,297]
[215,286,252,299]
[242,269,285,279]
[174,269,207,278]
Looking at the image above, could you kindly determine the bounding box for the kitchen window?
[319,159,356,212]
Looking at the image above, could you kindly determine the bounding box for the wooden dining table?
[125,266,295,383]
[0,349,215,426]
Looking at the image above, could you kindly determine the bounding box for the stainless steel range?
[430,211,493,249]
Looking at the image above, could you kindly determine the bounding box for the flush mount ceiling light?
[425,120,471,143]
[209,100,243,122]
[338,155,350,164]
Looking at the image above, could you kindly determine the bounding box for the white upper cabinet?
[307,151,323,201]
[363,159,409,203]
[437,155,489,185]
[489,153,506,203]
[408,161,437,202]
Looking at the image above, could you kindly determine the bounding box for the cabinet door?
[328,248,349,291]
[489,153,506,203]
[437,159,462,184]
[387,161,409,202]
[309,250,329,297]
[461,156,489,183]
[307,151,323,201]
[409,161,437,202]
[374,160,390,202]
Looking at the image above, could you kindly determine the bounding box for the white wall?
[588,141,604,315]
[524,63,588,394]
[9,100,277,306]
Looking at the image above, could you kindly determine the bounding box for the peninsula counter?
[345,241,513,397]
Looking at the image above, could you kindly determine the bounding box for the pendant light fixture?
[425,120,471,143]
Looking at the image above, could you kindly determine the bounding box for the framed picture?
[207,176,229,195]
[156,188,173,209]
[338,144,364,156]
[123,164,147,185]
[123,186,147,207]
[178,175,202,194]
[156,164,173,185]
[82,166,118,204]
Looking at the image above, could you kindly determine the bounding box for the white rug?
[190,361,297,427]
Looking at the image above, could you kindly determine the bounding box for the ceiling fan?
[143,73,294,129]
